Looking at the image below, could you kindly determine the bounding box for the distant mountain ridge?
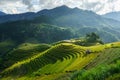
[103,11,120,21]
[0,6,81,23]
[0,5,120,43]
[0,12,36,23]
[0,11,6,16]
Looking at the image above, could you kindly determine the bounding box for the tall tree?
[86,32,101,43]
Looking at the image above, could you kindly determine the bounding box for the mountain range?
[103,11,120,21]
[0,11,6,16]
[1,5,120,80]
[0,5,120,43]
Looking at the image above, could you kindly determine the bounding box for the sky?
[0,0,120,15]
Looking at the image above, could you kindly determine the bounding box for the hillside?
[103,11,120,21]
[0,43,98,79]
[0,5,120,80]
[0,23,74,43]
[1,41,120,80]
[0,6,120,43]
[0,43,51,71]
[0,11,6,16]
[0,0,120,80]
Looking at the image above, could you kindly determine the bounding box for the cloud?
[0,0,120,14]
[0,0,28,14]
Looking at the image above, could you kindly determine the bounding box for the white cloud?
[0,0,28,14]
[0,0,120,14]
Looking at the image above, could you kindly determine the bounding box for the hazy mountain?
[0,6,73,23]
[0,12,36,23]
[103,11,120,21]
[0,5,120,43]
[0,11,6,16]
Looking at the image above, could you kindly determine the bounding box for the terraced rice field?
[1,42,120,80]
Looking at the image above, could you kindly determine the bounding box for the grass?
[33,43,101,75]
[0,40,15,55]
[1,42,120,80]
[85,48,120,69]
[106,73,120,80]
[1,43,51,71]
[70,42,120,80]
[71,60,120,80]
[1,43,85,75]
[8,43,51,61]
[0,40,16,71]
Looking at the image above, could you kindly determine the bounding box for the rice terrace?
[0,0,120,80]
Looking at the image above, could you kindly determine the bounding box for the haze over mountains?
[0,5,120,43]
[103,11,120,21]
[0,11,6,16]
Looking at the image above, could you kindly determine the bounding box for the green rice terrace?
[0,40,120,80]
[0,3,120,80]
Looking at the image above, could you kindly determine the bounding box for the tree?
[86,32,102,43]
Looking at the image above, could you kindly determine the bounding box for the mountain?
[0,23,74,44]
[1,5,120,80]
[0,12,36,23]
[0,6,71,23]
[0,11,6,16]
[0,5,120,43]
[103,11,120,21]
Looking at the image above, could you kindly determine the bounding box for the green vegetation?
[70,42,120,80]
[0,23,74,43]
[1,7,120,44]
[0,35,120,80]
[0,40,16,71]
[85,32,103,44]
[107,73,120,80]
[1,43,86,75]
[0,41,120,80]
[0,6,120,80]
[85,48,120,69]
[71,60,120,80]
[0,43,51,71]
[0,40,15,55]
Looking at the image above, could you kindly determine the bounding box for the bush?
[71,60,120,80]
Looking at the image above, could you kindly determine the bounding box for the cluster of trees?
[73,32,103,46]
[85,32,103,44]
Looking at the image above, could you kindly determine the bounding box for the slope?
[103,11,120,21]
[1,42,120,80]
[71,42,120,80]
[71,59,120,80]
[1,43,101,79]
[0,23,74,43]
[0,6,120,43]
[2,43,109,77]
[0,11,6,16]
[0,40,16,71]
[0,43,51,71]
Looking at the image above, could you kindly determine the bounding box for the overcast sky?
[0,0,120,15]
